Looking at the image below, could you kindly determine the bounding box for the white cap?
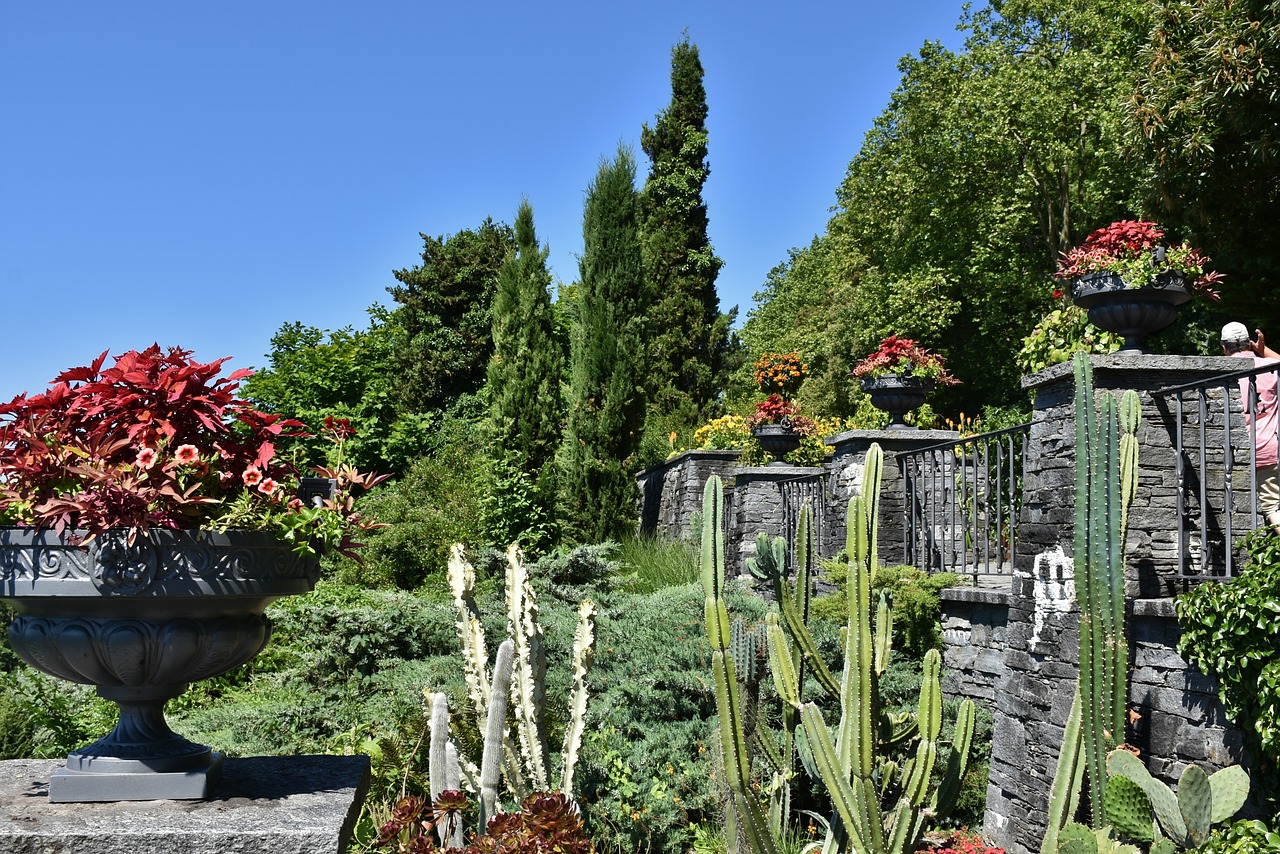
[1221,322,1250,344]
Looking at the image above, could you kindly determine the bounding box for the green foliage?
[564,147,648,543]
[0,668,115,760]
[1104,749,1251,849]
[1131,0,1280,329]
[1017,304,1123,375]
[479,454,557,558]
[1176,529,1280,806]
[244,308,431,476]
[639,36,730,423]
[811,564,964,659]
[346,424,486,590]
[390,218,516,414]
[487,198,565,552]
[1193,819,1280,854]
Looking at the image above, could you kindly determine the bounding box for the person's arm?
[1253,330,1280,360]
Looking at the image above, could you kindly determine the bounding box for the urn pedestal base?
[51,753,223,803]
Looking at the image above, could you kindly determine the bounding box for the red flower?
[175,444,200,464]
[242,466,263,487]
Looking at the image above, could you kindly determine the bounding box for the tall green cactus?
[703,443,977,854]
[1071,353,1141,828]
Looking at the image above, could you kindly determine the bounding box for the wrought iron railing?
[898,424,1030,581]
[1149,360,1279,579]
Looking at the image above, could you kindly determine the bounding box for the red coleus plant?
[747,393,816,435]
[851,336,958,386]
[1055,219,1224,299]
[0,345,387,557]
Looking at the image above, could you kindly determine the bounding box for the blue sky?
[0,2,966,401]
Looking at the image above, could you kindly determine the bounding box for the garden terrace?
[636,353,1273,854]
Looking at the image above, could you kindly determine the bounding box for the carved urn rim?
[0,527,319,602]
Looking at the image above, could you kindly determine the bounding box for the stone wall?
[939,587,1009,703]
[635,430,959,572]
[979,355,1256,854]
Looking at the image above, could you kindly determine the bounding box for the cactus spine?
[1071,353,1140,826]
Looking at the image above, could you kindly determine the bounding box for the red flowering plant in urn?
[1055,220,1223,353]
[1055,219,1224,298]
[0,345,388,560]
[851,336,958,386]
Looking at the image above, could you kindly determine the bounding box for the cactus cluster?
[702,441,977,854]
[432,543,596,840]
[1105,749,1250,851]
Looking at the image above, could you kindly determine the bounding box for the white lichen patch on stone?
[1016,545,1075,651]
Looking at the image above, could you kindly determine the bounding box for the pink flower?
[287,497,304,511]
[257,478,278,496]
[242,466,263,487]
[175,444,200,464]
[135,448,157,469]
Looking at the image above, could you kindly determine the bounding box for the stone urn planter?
[1071,270,1191,354]
[751,423,803,463]
[861,375,934,430]
[0,527,319,803]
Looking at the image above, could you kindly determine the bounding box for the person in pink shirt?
[1222,322,1280,532]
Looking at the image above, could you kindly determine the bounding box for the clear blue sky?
[0,2,966,401]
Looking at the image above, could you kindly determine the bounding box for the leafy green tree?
[486,199,565,552]
[744,0,1153,414]
[564,148,647,543]
[243,307,432,475]
[1131,0,1280,328]
[389,219,516,413]
[639,37,729,424]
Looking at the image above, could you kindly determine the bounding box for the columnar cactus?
[1043,355,1145,852]
[1068,353,1142,829]
[442,543,596,824]
[703,443,977,854]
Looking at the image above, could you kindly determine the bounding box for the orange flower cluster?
[753,351,808,398]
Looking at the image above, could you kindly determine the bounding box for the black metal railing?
[898,424,1030,582]
[1150,360,1279,579]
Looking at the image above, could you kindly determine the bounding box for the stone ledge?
[732,466,825,479]
[1132,597,1179,618]
[634,448,742,479]
[940,585,1012,606]
[0,754,369,854]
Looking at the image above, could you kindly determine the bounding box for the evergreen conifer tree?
[564,148,647,543]
[485,199,564,552]
[639,36,729,424]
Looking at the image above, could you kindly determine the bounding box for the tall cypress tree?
[564,148,647,543]
[486,199,564,551]
[639,36,727,420]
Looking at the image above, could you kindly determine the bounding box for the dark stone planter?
[860,375,934,430]
[1072,270,1191,354]
[0,528,319,803]
[751,424,803,464]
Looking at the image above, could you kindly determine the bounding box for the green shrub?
[341,437,487,590]
[811,563,964,658]
[1177,530,1280,806]
[1193,819,1280,853]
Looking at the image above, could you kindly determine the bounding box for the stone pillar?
[729,465,825,574]
[824,429,959,564]
[636,450,741,540]
[985,355,1248,854]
